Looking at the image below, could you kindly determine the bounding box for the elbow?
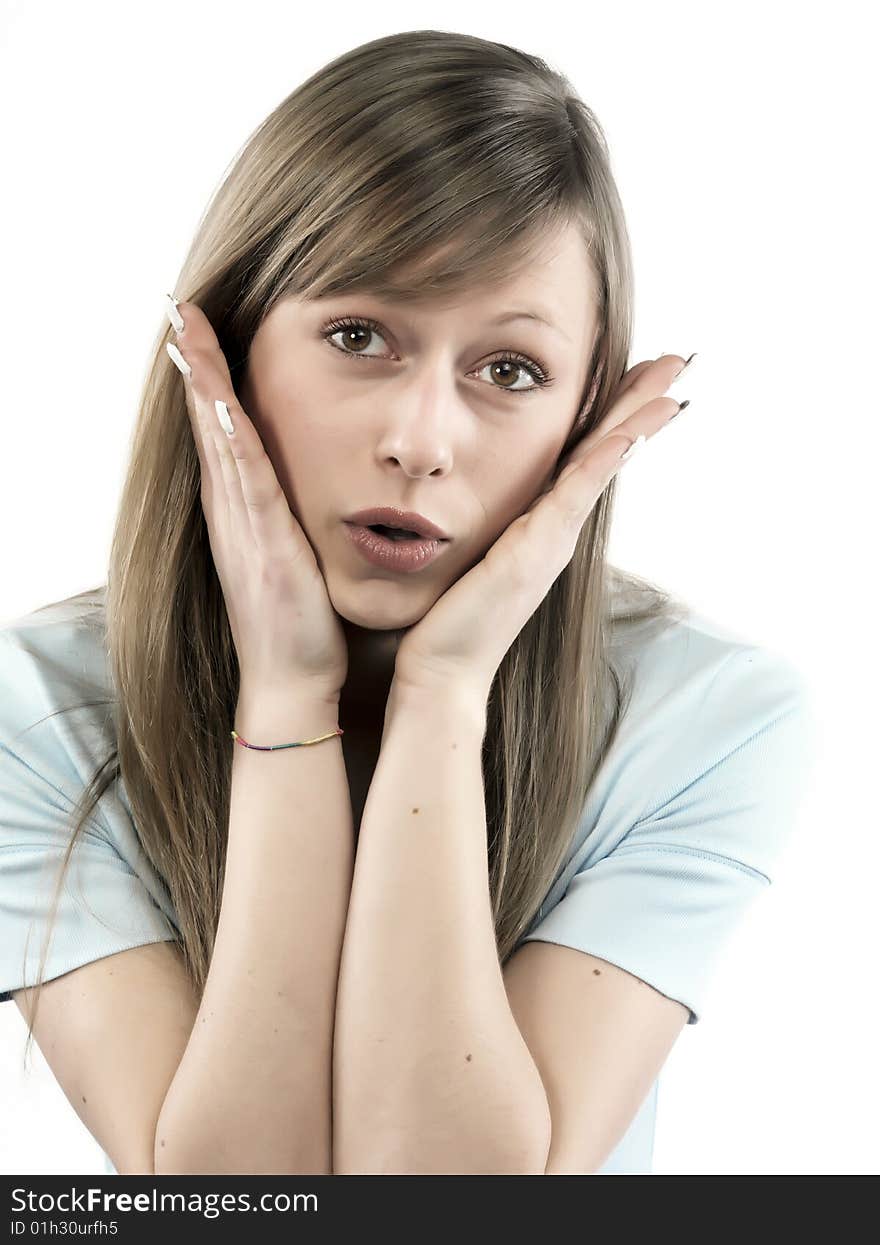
[335,1127,550,1176]
[155,1148,332,1177]
[154,1082,334,1174]
[154,1125,331,1176]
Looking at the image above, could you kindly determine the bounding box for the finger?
[166,306,229,524]
[597,354,687,437]
[179,346,255,540]
[587,356,664,420]
[473,380,682,675]
[614,358,656,399]
[171,299,263,540]
[564,394,678,505]
[452,390,677,685]
[180,367,224,526]
[168,342,222,520]
[570,357,650,433]
[490,396,674,613]
[526,390,675,517]
[619,353,688,396]
[171,304,302,562]
[218,389,306,564]
[562,353,688,474]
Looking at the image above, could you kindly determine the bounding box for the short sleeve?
[0,630,179,1003]
[519,646,816,1024]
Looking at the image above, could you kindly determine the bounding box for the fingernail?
[619,433,647,463]
[166,341,191,377]
[165,292,185,334]
[215,399,234,436]
[672,351,697,381]
[669,399,691,421]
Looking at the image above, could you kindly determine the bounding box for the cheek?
[485,440,563,520]
[242,359,341,516]
[467,474,543,557]
[250,412,329,525]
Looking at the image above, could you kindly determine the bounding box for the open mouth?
[343,520,450,571]
[366,523,429,542]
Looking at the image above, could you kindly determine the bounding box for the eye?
[323,316,392,360]
[320,315,556,399]
[474,357,550,395]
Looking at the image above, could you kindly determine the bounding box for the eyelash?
[319,315,556,398]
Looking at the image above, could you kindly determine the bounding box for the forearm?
[332,682,551,1175]
[155,685,352,1175]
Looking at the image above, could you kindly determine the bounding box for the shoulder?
[515,601,815,1029]
[0,585,115,783]
[0,585,112,722]
[612,600,810,715]
[0,585,142,861]
[0,586,179,1004]
[0,588,181,1004]
[537,600,815,907]
[610,602,813,775]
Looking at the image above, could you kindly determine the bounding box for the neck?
[338,617,405,732]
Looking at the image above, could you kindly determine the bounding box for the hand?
[393,353,689,702]
[167,298,348,699]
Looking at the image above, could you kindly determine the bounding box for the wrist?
[234,684,343,743]
[387,675,488,728]
[238,678,341,708]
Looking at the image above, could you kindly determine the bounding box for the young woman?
[0,30,812,1176]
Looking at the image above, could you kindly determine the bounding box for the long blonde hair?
[15,30,687,1065]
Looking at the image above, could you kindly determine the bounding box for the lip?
[344,507,450,541]
[343,522,450,573]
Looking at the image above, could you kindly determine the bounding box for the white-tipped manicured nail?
[165,292,185,333]
[619,433,646,463]
[215,399,234,436]
[166,341,191,377]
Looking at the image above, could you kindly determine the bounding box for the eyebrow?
[490,309,571,343]
[316,293,571,344]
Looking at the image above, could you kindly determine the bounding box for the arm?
[332,682,552,1175]
[154,684,352,1175]
[329,356,687,1175]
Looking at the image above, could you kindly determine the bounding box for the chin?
[328,578,435,632]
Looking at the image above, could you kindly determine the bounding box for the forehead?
[311,222,596,335]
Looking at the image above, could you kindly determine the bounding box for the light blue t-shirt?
[0,585,815,1176]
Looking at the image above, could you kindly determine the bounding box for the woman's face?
[238,221,599,633]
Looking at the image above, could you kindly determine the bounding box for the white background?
[1,0,877,1176]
